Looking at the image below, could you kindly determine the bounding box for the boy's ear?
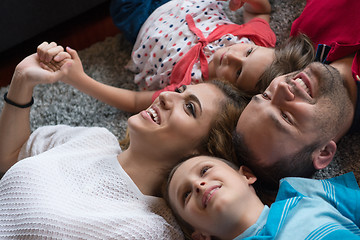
[312,140,337,170]
[239,166,257,184]
[191,231,211,240]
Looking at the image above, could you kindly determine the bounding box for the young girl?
[38,0,313,113]
[165,155,360,240]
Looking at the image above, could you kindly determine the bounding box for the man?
[234,0,360,188]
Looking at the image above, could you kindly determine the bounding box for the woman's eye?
[246,48,253,57]
[200,166,210,176]
[262,92,270,100]
[186,102,196,117]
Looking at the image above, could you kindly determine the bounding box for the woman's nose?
[158,91,180,109]
[271,81,295,106]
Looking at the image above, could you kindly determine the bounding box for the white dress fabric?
[0,125,183,239]
[127,0,251,91]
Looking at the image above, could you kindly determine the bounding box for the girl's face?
[168,156,258,239]
[209,43,275,93]
[127,84,224,161]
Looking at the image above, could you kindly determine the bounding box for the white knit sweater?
[0,125,183,239]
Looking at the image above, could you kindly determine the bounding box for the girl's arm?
[65,69,154,113]
[229,0,271,23]
[39,44,154,113]
[0,53,62,173]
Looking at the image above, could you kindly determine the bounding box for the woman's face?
[127,83,225,159]
[209,43,275,93]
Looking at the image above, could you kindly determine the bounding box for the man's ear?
[191,231,211,240]
[239,166,257,184]
[312,140,337,170]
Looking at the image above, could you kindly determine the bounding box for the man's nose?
[271,81,295,105]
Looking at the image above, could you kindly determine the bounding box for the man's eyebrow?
[252,95,290,134]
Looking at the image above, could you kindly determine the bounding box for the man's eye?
[236,69,241,79]
[281,112,291,124]
[186,102,196,117]
[246,48,253,57]
[262,92,270,100]
[200,166,210,176]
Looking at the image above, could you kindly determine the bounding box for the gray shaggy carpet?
[1,0,359,183]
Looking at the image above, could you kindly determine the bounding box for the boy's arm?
[229,0,271,23]
[60,47,154,113]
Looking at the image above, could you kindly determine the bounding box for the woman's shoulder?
[33,125,117,141]
[18,125,120,160]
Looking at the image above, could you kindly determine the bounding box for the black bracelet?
[3,92,34,108]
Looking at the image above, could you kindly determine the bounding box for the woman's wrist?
[7,72,35,106]
[4,92,34,108]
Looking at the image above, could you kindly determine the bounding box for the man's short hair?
[232,132,318,190]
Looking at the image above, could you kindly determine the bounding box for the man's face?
[236,62,350,169]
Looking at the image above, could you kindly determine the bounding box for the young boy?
[165,155,360,239]
[37,0,313,113]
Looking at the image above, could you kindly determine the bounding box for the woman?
[0,52,246,239]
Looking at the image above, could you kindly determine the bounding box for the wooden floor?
[0,2,121,87]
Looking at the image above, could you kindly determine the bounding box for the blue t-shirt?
[235,173,360,239]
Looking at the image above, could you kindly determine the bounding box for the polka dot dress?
[128,0,253,91]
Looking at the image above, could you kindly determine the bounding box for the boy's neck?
[225,191,265,239]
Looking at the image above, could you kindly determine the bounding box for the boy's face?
[168,156,258,239]
[209,43,275,93]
